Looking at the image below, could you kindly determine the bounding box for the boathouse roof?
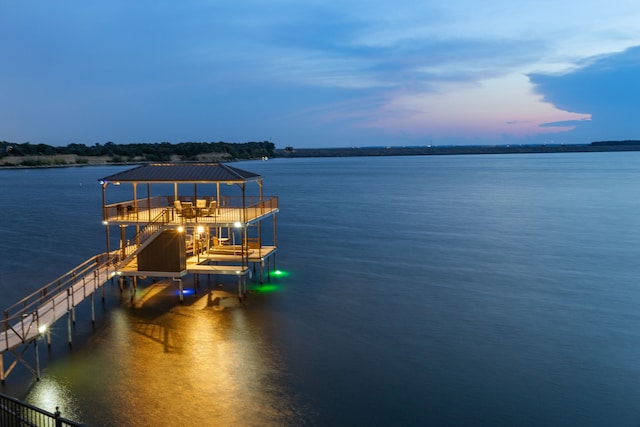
[99,163,262,184]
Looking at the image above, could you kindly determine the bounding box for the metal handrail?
[1,252,116,353]
[0,391,85,426]
[3,253,111,322]
[119,208,171,262]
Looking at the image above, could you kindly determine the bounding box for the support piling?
[34,339,40,380]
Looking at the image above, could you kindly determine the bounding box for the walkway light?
[38,324,47,334]
[233,221,242,228]
[197,226,204,234]
[177,226,184,233]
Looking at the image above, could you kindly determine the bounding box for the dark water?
[2,154,640,426]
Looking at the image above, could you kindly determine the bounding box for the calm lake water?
[2,153,640,426]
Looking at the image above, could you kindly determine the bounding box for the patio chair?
[202,200,217,216]
[181,201,195,218]
[174,200,184,217]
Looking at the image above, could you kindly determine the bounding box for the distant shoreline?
[3,141,640,169]
[274,141,640,158]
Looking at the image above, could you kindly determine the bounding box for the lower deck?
[117,246,278,280]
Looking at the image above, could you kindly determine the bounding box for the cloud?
[530,46,640,142]
[539,119,591,128]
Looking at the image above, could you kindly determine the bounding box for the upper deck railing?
[103,195,278,225]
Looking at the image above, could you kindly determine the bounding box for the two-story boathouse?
[100,162,279,295]
[1,162,279,383]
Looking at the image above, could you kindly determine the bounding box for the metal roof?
[99,163,262,183]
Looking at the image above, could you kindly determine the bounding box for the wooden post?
[267,257,271,282]
[131,276,137,303]
[91,293,95,325]
[243,276,247,298]
[260,261,264,285]
[70,281,76,325]
[34,339,40,380]
[120,225,126,260]
[67,311,72,347]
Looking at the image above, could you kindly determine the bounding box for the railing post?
[55,406,62,427]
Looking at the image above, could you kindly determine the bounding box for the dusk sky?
[2,1,640,148]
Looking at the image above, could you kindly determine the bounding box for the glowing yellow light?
[233,222,242,228]
[38,324,47,334]
[102,220,108,225]
[197,226,204,234]
[177,226,184,233]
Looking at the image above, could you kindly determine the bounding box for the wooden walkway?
[1,254,115,382]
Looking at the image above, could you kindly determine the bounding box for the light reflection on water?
[23,278,303,427]
[27,376,80,420]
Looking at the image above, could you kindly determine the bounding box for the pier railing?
[1,252,115,354]
[0,392,85,426]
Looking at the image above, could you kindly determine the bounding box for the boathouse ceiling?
[98,163,262,184]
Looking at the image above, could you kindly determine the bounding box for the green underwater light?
[253,270,289,293]
[272,269,289,278]
[255,284,280,293]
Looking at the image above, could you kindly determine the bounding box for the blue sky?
[1,1,640,148]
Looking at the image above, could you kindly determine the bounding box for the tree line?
[0,140,275,166]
